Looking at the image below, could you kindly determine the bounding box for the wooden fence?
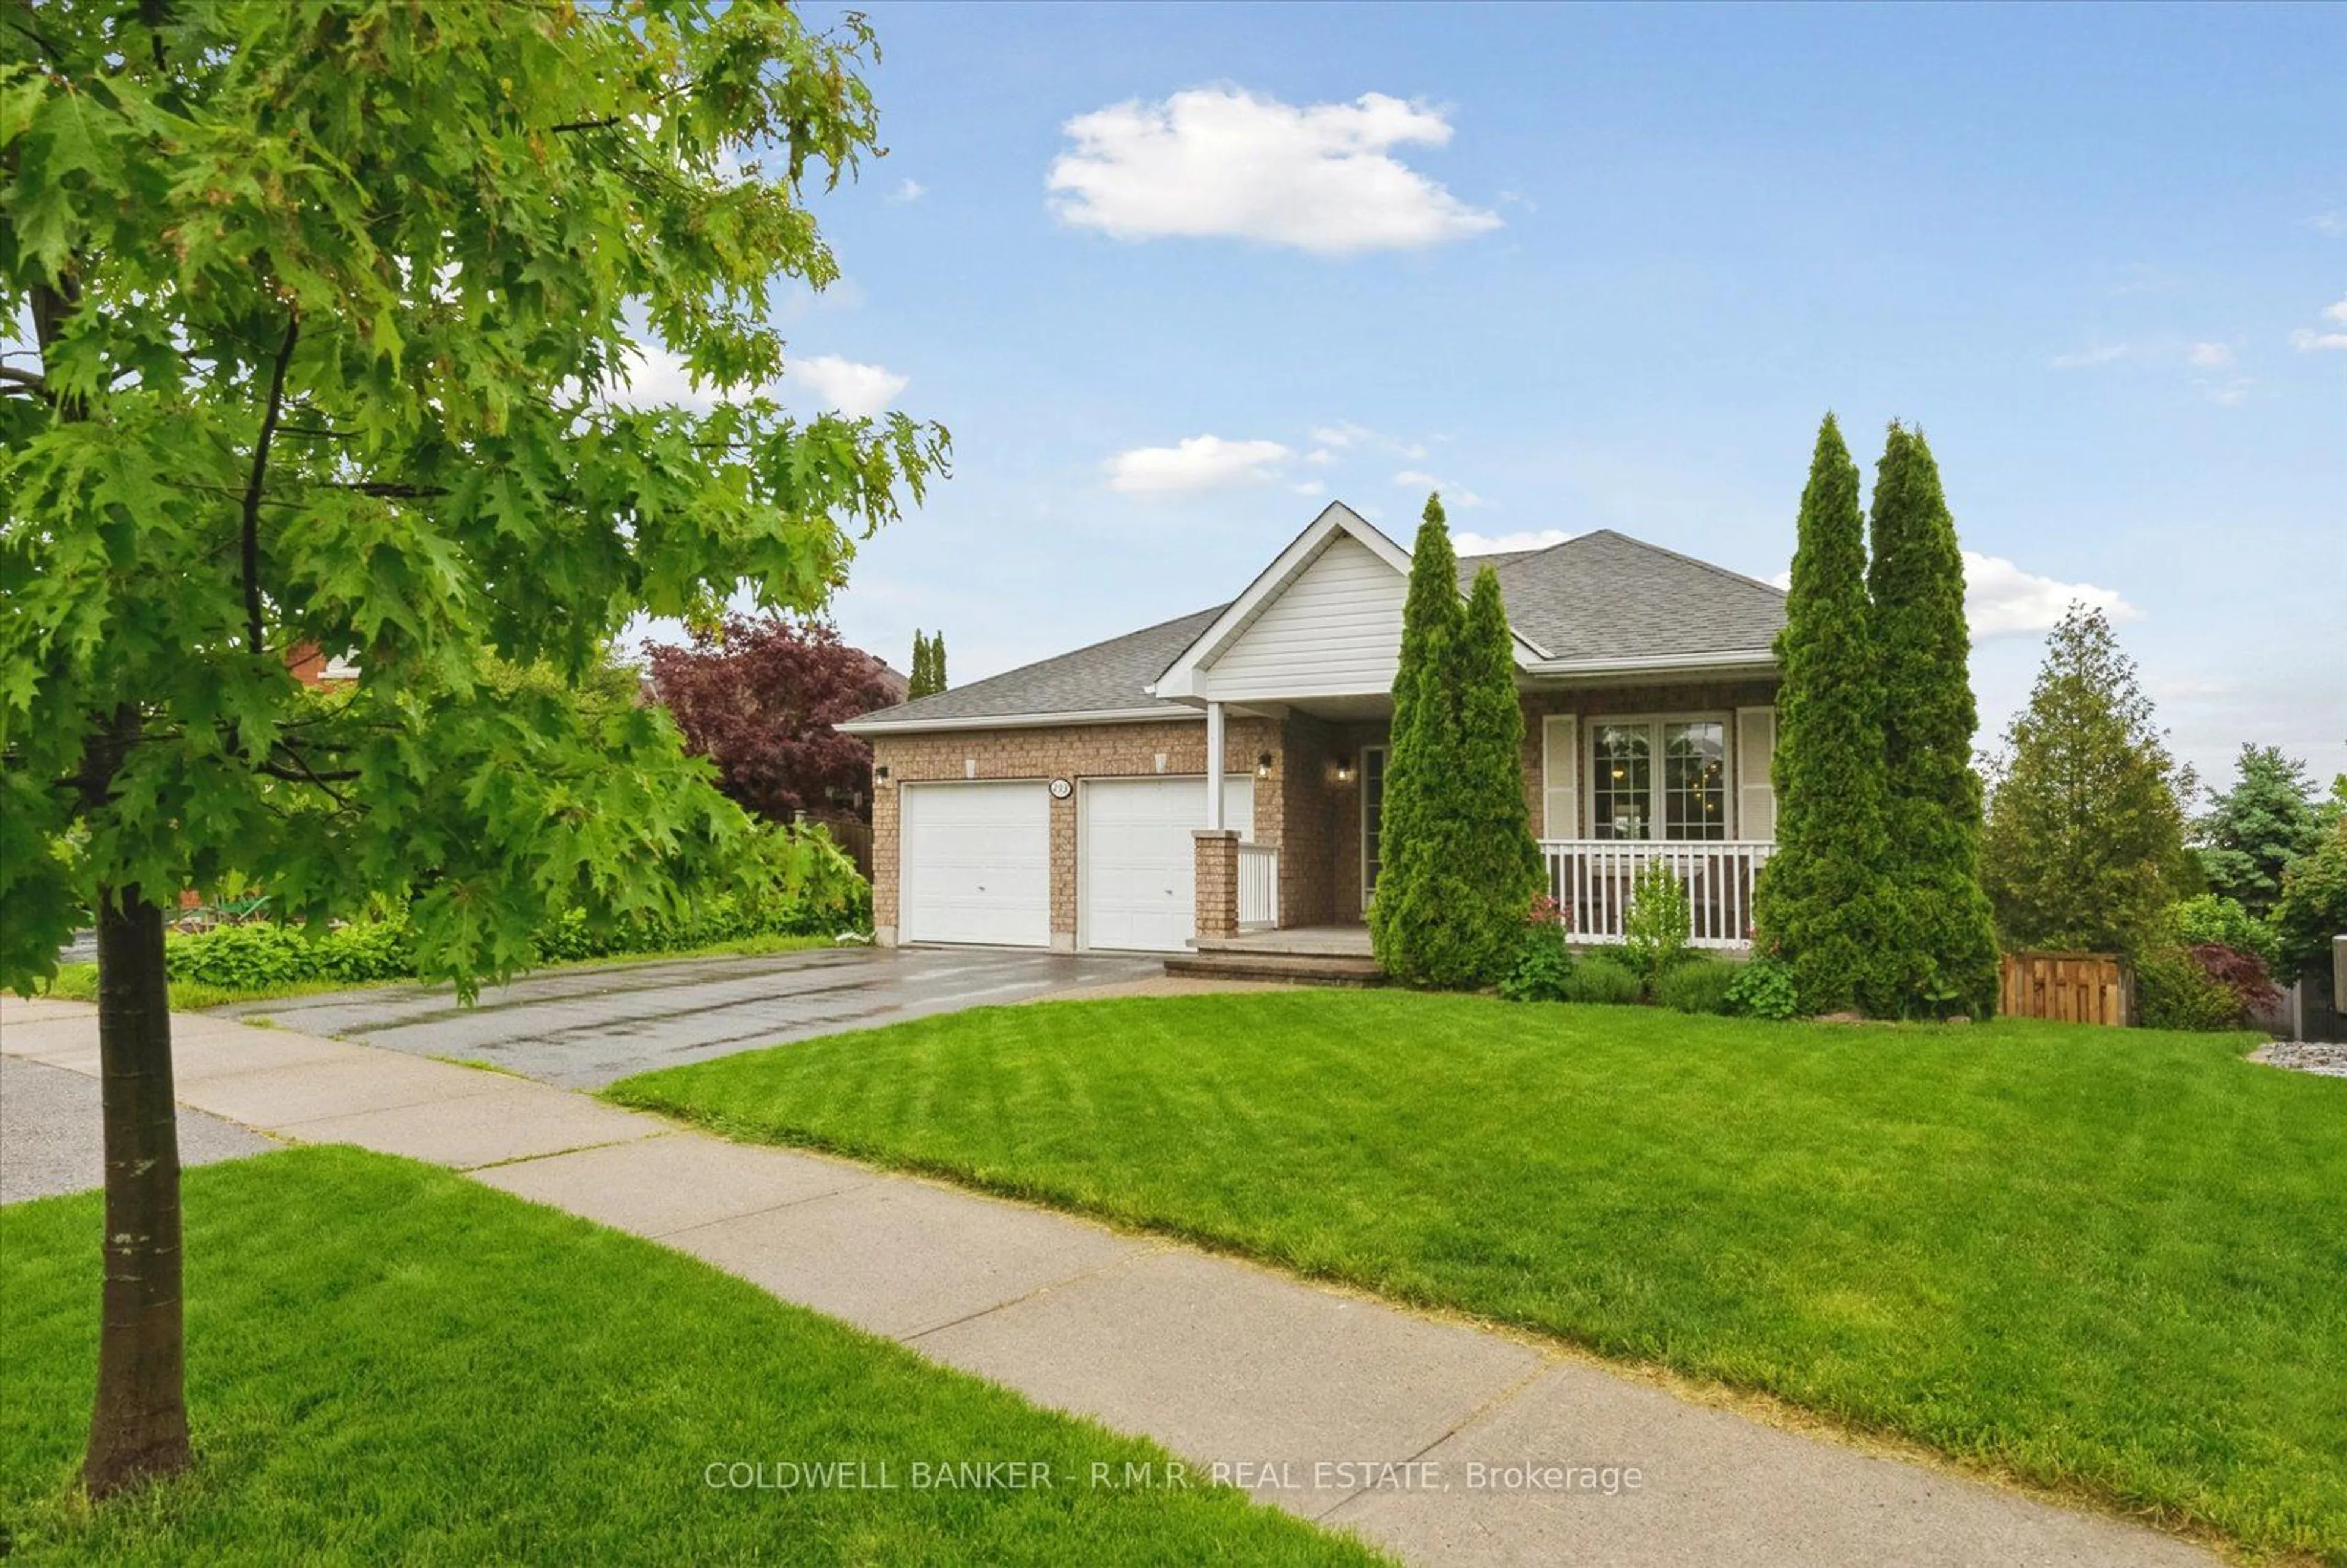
[1999,950,2132,1027]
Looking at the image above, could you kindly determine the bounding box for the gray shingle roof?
[848,526,1783,731]
[1463,530,1786,663]
[845,604,1225,728]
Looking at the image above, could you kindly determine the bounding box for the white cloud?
[608,340,719,411]
[787,354,908,417]
[2186,341,2233,368]
[2287,293,2347,351]
[1392,469,1481,508]
[889,177,926,203]
[1769,553,2140,639]
[2311,211,2347,237]
[1961,551,2140,639]
[1047,87,1502,255]
[1304,448,1337,466]
[1104,434,1293,494]
[1310,422,1372,447]
[608,342,906,419]
[2198,378,2253,406]
[1290,480,1326,496]
[1457,529,1571,556]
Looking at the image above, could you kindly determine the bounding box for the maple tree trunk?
[83,883,194,1498]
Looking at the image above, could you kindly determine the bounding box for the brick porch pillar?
[1193,829,1240,941]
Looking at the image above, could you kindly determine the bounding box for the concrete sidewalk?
[0,995,2214,1568]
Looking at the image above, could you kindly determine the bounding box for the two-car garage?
[896,775,1254,953]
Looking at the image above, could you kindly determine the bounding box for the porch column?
[1204,700,1225,830]
[1194,829,1239,940]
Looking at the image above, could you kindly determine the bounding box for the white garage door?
[1079,775,1256,953]
[899,781,1051,947]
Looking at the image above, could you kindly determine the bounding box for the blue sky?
[756,2,2345,790]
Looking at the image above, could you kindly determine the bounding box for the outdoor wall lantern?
[1255,752,1274,779]
[1332,758,1357,785]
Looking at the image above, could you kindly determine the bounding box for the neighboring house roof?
[840,605,1227,732]
[842,511,1785,734]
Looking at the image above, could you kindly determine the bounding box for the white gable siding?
[1200,537,1406,699]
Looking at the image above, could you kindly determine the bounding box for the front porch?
[1188,689,1779,958]
[1196,923,1373,958]
[1194,838,1777,954]
[1169,923,1383,986]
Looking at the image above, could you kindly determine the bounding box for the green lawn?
[608,992,2347,1564]
[0,1147,1378,1566]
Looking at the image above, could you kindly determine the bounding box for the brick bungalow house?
[839,503,1787,957]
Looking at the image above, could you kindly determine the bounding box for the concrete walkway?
[0,995,2215,1568]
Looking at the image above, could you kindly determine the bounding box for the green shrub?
[165,925,315,989]
[158,823,872,994]
[2136,945,2247,1031]
[2271,817,2347,976]
[1499,927,1573,1003]
[1562,952,1643,1006]
[1655,956,1739,1016]
[2165,894,2275,965]
[1724,954,1801,1020]
[1622,860,1691,994]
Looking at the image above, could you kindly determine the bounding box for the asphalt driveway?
[220,945,1161,1089]
[1,1053,274,1203]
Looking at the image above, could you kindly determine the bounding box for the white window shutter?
[1541,714,1578,839]
[1736,706,1776,840]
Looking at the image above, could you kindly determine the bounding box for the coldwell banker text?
[704,1459,1646,1495]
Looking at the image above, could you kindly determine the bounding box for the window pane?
[1590,724,1651,840]
[1663,722,1726,840]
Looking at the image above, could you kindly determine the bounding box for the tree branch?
[321,480,448,499]
[260,744,359,810]
[0,364,51,401]
[241,312,300,658]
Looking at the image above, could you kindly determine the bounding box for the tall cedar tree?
[928,629,947,693]
[1454,566,1546,973]
[2194,745,2322,917]
[648,615,902,824]
[1370,496,1464,983]
[1752,416,1892,1013]
[0,4,943,1495]
[1865,426,1999,1018]
[1980,606,2194,954]
[1371,503,1539,986]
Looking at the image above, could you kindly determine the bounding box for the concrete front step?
[1163,951,1387,986]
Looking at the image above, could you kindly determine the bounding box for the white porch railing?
[1539,840,1775,950]
[1237,843,1280,930]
